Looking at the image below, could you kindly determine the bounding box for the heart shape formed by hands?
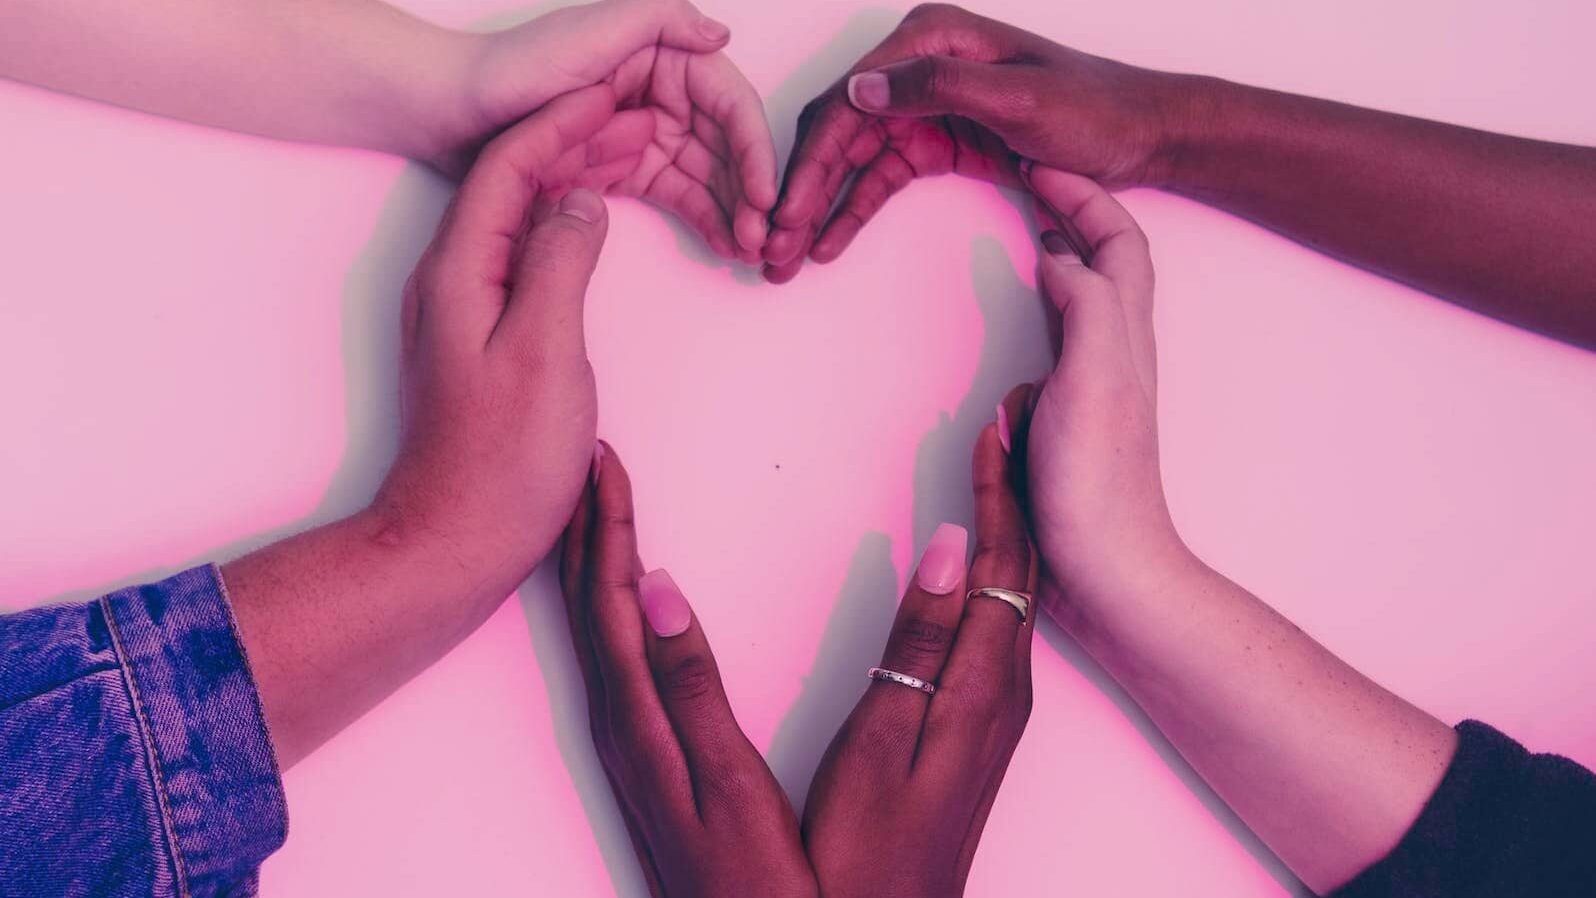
[387,4,1172,898]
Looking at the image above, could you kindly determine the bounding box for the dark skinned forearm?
[1155,75,1596,348]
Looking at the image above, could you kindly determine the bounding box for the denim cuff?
[101,564,287,897]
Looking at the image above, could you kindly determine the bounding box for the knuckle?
[919,55,960,100]
[612,711,674,762]
[973,540,1030,580]
[846,710,918,762]
[890,615,954,661]
[657,653,719,706]
[947,667,1013,725]
[906,2,963,24]
[698,763,762,813]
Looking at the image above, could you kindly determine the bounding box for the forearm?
[1152,75,1596,348]
[0,0,473,160]
[1052,547,1457,894]
[220,505,528,768]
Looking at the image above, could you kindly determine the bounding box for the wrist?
[387,26,487,171]
[1140,73,1236,190]
[356,494,524,605]
[1040,528,1205,639]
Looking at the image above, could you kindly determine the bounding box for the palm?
[605,46,773,262]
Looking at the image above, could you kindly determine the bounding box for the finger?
[560,450,608,729]
[427,85,616,345]
[691,54,779,230]
[846,55,1033,135]
[763,134,864,272]
[850,522,970,771]
[771,94,869,233]
[648,164,740,259]
[1037,232,1139,383]
[547,0,732,79]
[920,405,1038,766]
[490,188,608,357]
[996,384,1041,672]
[637,569,767,820]
[810,148,916,263]
[1027,166,1156,395]
[760,248,809,285]
[584,447,695,809]
[1026,166,1153,300]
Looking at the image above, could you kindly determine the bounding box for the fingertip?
[762,227,807,267]
[734,204,769,253]
[772,192,812,229]
[761,259,801,285]
[695,15,731,45]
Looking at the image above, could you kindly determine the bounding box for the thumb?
[847,55,1029,128]
[1037,232,1131,361]
[555,0,730,64]
[493,189,609,356]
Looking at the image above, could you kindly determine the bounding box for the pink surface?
[4,1,1596,895]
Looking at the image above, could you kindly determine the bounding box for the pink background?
[4,0,1595,894]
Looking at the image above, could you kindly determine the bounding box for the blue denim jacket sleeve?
[0,565,287,898]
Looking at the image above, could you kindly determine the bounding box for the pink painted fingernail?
[848,72,890,111]
[591,442,605,486]
[996,403,1012,454]
[639,569,693,637]
[915,523,968,595]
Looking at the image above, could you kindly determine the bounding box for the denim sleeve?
[0,565,287,898]
[1332,720,1596,898]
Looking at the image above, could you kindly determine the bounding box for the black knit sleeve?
[1332,720,1596,898]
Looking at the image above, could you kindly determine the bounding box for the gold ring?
[966,587,1031,622]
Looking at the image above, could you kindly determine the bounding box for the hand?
[560,446,818,898]
[431,0,777,262]
[1019,165,1186,618]
[763,2,1183,282]
[374,85,638,596]
[803,393,1037,898]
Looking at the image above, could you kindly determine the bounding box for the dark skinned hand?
[560,445,819,898]
[763,2,1181,283]
[801,387,1040,898]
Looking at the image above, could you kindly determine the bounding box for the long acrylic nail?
[639,569,692,637]
[996,404,1012,454]
[915,523,968,595]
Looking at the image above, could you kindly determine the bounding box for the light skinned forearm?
[220,505,526,768]
[1052,547,1457,894]
[0,0,474,162]
[1151,74,1596,349]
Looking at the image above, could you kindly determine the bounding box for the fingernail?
[1018,158,1035,184]
[591,442,605,486]
[558,188,605,224]
[1041,230,1080,262]
[697,16,730,42]
[915,523,968,595]
[639,569,693,637]
[996,403,1012,454]
[847,72,890,112]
